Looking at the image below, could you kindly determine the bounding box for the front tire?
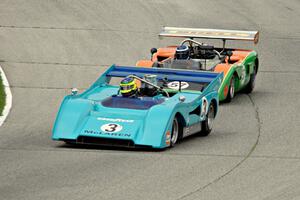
[170,117,179,147]
[224,74,236,102]
[199,104,215,137]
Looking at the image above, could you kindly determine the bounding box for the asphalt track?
[0,0,300,199]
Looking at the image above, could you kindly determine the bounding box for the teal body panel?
[52,65,223,148]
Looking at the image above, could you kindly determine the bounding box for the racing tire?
[199,103,215,137]
[224,74,236,102]
[64,140,75,145]
[244,65,257,94]
[170,117,179,147]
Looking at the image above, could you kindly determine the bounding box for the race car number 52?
[101,123,123,133]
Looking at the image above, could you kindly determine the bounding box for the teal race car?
[52,65,223,149]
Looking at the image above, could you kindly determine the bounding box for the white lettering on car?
[97,117,134,123]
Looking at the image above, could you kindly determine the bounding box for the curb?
[0,65,12,127]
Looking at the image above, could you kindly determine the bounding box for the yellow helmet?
[120,77,137,97]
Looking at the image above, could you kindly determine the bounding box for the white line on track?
[0,65,12,126]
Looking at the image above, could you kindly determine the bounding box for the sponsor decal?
[97,117,134,123]
[83,129,131,137]
[169,30,250,38]
[165,130,171,146]
[166,131,171,140]
[184,127,190,137]
[83,123,131,137]
[167,81,189,90]
[101,123,122,133]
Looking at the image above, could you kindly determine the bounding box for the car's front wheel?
[199,103,215,137]
[170,117,179,147]
[224,74,236,102]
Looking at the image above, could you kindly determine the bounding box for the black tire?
[170,117,179,147]
[199,104,215,137]
[244,64,257,94]
[64,140,75,145]
[224,74,236,102]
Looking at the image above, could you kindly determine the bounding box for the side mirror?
[150,48,158,55]
[71,88,78,95]
[179,96,186,102]
[227,50,233,62]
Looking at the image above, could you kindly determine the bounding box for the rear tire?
[224,74,236,102]
[244,64,257,94]
[199,104,215,137]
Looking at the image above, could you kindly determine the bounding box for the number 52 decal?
[101,123,123,133]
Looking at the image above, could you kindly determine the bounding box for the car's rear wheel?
[170,117,179,147]
[244,64,257,93]
[199,103,215,137]
[224,74,236,102]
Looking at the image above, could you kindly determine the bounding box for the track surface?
[1,0,300,199]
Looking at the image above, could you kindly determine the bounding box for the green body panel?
[218,51,258,101]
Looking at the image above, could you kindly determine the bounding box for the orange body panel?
[214,63,231,75]
[152,47,176,62]
[136,60,154,68]
[226,50,251,63]
[214,63,231,97]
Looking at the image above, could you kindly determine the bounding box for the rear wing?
[105,65,222,84]
[159,27,259,44]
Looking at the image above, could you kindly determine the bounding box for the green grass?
[0,72,6,116]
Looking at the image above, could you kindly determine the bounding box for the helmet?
[175,45,190,60]
[120,77,138,97]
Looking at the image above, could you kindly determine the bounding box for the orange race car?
[136,27,259,102]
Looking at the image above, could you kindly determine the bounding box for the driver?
[119,75,160,98]
[119,77,139,97]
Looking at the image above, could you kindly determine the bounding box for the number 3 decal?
[101,123,123,133]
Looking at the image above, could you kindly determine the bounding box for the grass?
[0,72,6,116]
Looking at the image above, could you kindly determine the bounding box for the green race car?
[136,27,259,102]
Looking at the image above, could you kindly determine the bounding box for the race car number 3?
[101,123,123,133]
